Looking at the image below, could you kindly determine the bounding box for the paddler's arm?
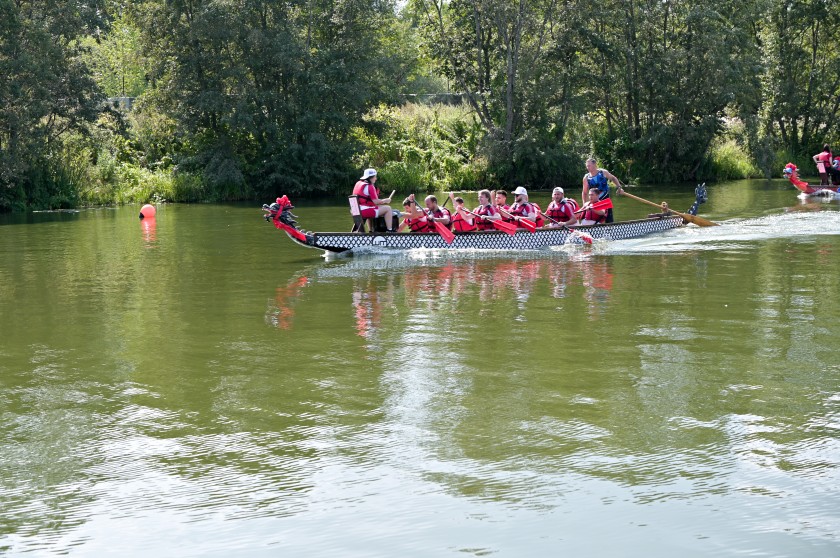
[455,206,473,224]
[376,190,395,205]
[602,169,624,194]
[429,208,451,226]
[514,206,537,225]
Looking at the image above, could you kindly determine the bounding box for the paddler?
[421,194,452,229]
[448,193,477,232]
[494,190,510,213]
[397,196,431,232]
[812,144,839,185]
[398,194,451,232]
[504,186,539,229]
[578,189,608,225]
[582,158,624,223]
[544,187,579,227]
[352,168,395,232]
[472,189,501,230]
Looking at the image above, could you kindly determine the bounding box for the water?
[1,180,839,557]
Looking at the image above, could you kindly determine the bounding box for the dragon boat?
[784,162,840,199]
[264,185,710,255]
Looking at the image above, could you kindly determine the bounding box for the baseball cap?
[512,186,528,196]
[360,168,377,180]
[552,187,564,194]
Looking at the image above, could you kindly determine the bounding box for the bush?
[700,138,762,181]
[356,103,487,193]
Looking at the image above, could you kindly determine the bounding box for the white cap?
[553,187,564,194]
[512,186,528,196]
[360,168,377,180]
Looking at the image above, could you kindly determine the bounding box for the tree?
[130,0,409,197]
[760,0,840,154]
[0,0,104,209]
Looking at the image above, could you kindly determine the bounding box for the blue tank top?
[586,171,610,200]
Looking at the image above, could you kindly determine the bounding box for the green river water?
[1,180,839,557]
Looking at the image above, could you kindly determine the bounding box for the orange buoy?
[139,204,157,219]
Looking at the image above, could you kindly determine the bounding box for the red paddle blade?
[592,198,613,210]
[433,221,456,244]
[493,219,517,236]
[517,218,537,233]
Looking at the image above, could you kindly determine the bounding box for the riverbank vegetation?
[2,0,840,211]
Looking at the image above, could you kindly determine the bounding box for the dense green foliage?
[0,0,104,210]
[3,0,840,210]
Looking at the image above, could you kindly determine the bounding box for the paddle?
[496,206,537,233]
[573,198,613,215]
[414,200,455,244]
[540,210,561,226]
[533,208,592,243]
[465,209,517,236]
[618,190,718,227]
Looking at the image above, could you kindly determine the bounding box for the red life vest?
[473,204,497,230]
[428,207,452,230]
[451,210,476,232]
[352,180,378,208]
[817,150,833,164]
[546,199,579,223]
[531,202,545,228]
[497,204,512,222]
[582,206,606,224]
[403,216,430,232]
[508,202,537,227]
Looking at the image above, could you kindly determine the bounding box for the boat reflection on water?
[265,275,310,329]
[265,254,615,334]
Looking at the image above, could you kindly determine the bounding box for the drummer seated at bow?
[578,189,607,225]
[812,144,840,186]
[352,167,395,232]
[544,186,579,227]
[448,193,477,232]
[501,186,539,228]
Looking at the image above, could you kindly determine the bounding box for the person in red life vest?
[472,189,500,230]
[352,168,395,231]
[505,186,538,229]
[812,144,839,185]
[397,197,432,232]
[420,194,452,229]
[494,190,510,213]
[448,193,477,232]
[582,158,624,223]
[579,188,607,225]
[545,186,579,227]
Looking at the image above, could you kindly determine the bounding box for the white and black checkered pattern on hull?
[286,216,685,253]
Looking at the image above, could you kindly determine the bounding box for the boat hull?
[799,188,840,199]
[281,215,685,253]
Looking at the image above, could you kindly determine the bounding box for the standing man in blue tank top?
[582,157,624,223]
